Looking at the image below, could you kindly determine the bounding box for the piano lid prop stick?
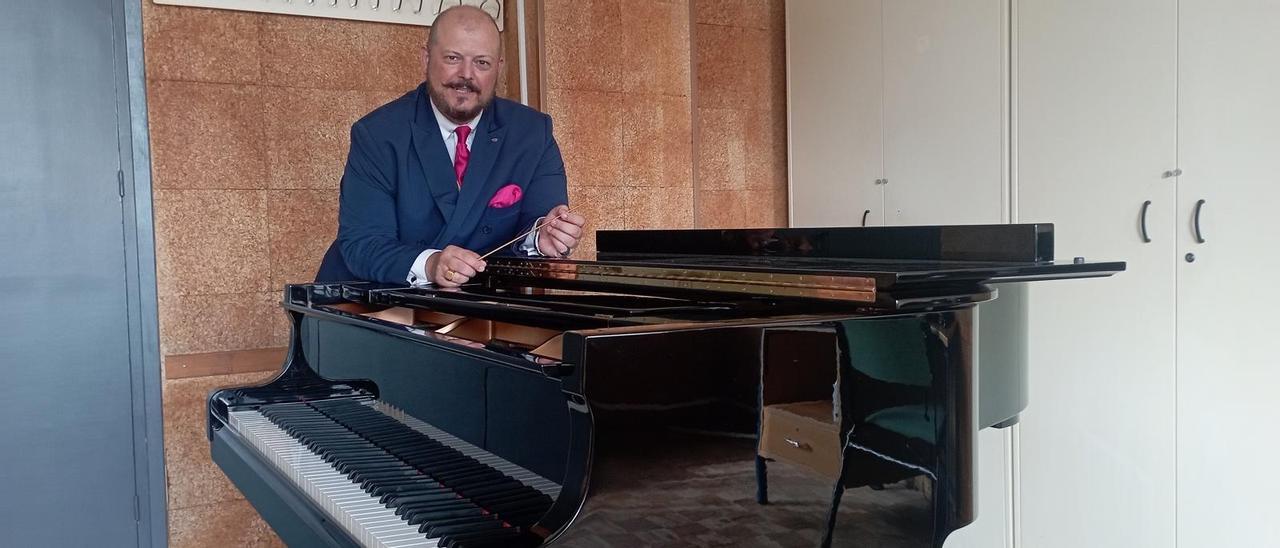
[478,209,573,261]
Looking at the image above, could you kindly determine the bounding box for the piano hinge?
[117,170,126,198]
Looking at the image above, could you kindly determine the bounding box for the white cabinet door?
[882,0,1006,226]
[1176,2,1280,545]
[1014,1,1178,547]
[786,0,884,228]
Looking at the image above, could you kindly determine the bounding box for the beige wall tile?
[697,106,747,191]
[699,106,784,191]
[259,14,423,91]
[163,372,277,511]
[158,292,285,357]
[695,23,777,111]
[142,3,262,84]
[693,0,780,30]
[621,1,692,97]
[625,186,695,229]
[770,186,789,226]
[568,185,628,259]
[168,499,283,548]
[153,189,270,298]
[624,94,693,188]
[148,81,268,191]
[546,89,626,187]
[543,0,623,92]
[263,88,404,190]
[698,188,777,228]
[268,189,339,288]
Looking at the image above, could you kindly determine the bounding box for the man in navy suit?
[316,5,585,287]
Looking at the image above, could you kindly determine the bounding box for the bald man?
[316,5,586,287]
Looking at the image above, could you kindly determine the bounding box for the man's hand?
[536,205,586,257]
[427,245,486,287]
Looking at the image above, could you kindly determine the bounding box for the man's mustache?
[445,79,480,93]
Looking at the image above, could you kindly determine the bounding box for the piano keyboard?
[229,398,560,548]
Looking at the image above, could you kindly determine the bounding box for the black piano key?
[426,516,506,538]
[405,505,485,526]
[387,493,459,509]
[255,399,554,542]
[442,527,525,548]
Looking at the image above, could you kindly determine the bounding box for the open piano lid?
[480,224,1125,307]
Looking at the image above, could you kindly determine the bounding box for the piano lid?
[481,224,1124,305]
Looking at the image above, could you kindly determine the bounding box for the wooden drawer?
[759,400,842,479]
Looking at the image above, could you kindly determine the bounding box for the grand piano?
[208,224,1122,548]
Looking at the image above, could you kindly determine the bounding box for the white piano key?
[231,400,559,547]
[230,410,434,547]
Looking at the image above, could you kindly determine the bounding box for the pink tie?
[453,125,471,188]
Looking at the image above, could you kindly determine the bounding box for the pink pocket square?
[488,184,523,208]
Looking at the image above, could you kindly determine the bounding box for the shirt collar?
[428,96,482,141]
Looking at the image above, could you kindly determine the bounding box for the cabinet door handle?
[861,209,871,227]
[1140,200,1152,243]
[1192,199,1206,243]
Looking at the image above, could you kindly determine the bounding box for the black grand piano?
[208,224,1122,548]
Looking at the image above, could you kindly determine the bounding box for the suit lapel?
[446,104,509,244]
[409,89,460,232]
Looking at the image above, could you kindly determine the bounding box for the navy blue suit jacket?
[315,84,568,283]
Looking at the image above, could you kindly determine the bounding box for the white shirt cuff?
[519,219,542,257]
[407,249,441,287]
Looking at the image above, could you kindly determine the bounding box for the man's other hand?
[537,205,586,257]
[427,245,486,287]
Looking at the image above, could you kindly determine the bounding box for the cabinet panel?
[882,0,1005,226]
[786,0,883,227]
[1014,1,1177,547]
[1176,2,1280,545]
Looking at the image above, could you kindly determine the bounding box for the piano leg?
[755,455,769,505]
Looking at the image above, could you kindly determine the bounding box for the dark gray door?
[0,1,144,545]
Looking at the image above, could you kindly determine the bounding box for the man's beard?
[427,76,492,124]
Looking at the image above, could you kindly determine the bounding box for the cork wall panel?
[162,372,279,511]
[542,0,623,91]
[695,23,778,111]
[621,0,692,97]
[622,93,693,189]
[566,185,628,260]
[625,186,696,229]
[545,88,627,188]
[142,2,262,84]
[694,0,788,229]
[543,0,696,245]
[698,188,785,228]
[267,189,340,288]
[262,89,405,190]
[157,292,284,357]
[148,81,268,191]
[697,106,785,190]
[693,0,783,30]
[168,501,282,548]
[153,189,270,298]
[259,15,424,91]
